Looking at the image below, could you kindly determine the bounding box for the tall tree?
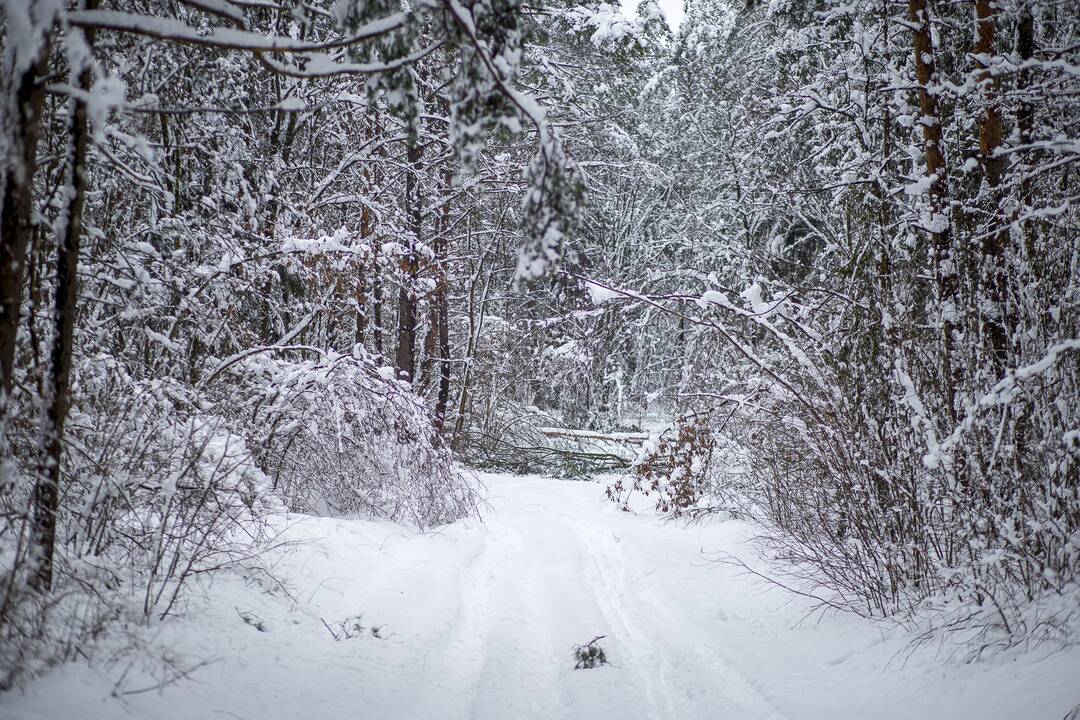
[30,1,98,592]
[0,0,56,411]
[908,0,959,419]
[973,0,1009,371]
[396,137,423,381]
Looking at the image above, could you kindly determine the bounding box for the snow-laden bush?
[607,416,726,516]
[1,345,477,689]
[719,315,1080,650]
[216,349,477,528]
[0,357,272,689]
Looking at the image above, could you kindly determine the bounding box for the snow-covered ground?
[4,473,1079,720]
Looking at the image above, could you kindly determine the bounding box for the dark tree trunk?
[434,170,452,429]
[395,139,422,382]
[974,0,1005,190]
[1010,0,1037,481]
[974,0,1009,372]
[30,9,95,592]
[908,0,950,236]
[355,269,368,346]
[0,28,51,413]
[372,240,384,357]
[356,122,374,346]
[1015,0,1035,237]
[908,0,959,419]
[370,116,385,358]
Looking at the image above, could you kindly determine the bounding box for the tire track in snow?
[410,488,567,720]
[572,519,674,719]
[573,520,791,720]
[409,515,503,719]
[411,475,789,720]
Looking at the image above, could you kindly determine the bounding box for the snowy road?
[407,476,788,720]
[5,473,1079,719]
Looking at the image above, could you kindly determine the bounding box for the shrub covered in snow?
[607,416,726,517]
[217,349,477,529]
[0,358,272,689]
[713,320,1080,649]
[0,347,476,689]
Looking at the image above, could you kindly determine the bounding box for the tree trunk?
[0,21,52,413]
[908,0,950,232]
[974,0,1005,190]
[370,115,385,358]
[30,9,95,592]
[372,240,384,357]
[908,0,959,419]
[395,139,422,381]
[355,267,368,346]
[974,0,1009,371]
[1015,0,1035,241]
[355,121,374,346]
[434,170,452,429]
[451,238,493,447]
[1010,0,1036,482]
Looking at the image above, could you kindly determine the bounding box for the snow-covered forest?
[1,0,1078,715]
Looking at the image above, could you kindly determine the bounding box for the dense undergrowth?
[0,348,474,689]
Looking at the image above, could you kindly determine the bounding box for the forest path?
[406,474,788,720]
[5,473,1080,720]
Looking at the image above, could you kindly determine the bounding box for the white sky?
[621,0,686,30]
